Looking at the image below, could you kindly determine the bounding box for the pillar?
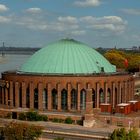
[127,81,129,101]
[9,81,13,107]
[5,88,8,105]
[105,82,108,103]
[131,80,135,100]
[47,83,52,111]
[96,82,100,108]
[57,83,61,111]
[22,82,26,108]
[29,82,34,109]
[77,83,81,111]
[118,82,122,103]
[15,82,19,108]
[124,81,127,103]
[67,83,71,111]
[2,88,4,104]
[38,82,43,111]
[83,88,95,127]
[112,82,115,108]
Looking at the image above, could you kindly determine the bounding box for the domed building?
[0,39,134,125]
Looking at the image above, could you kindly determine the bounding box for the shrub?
[18,113,26,120]
[26,111,38,121]
[42,115,48,121]
[65,117,73,124]
[52,118,60,123]
[5,113,12,119]
[77,120,83,125]
[54,137,64,140]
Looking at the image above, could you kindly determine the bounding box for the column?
[127,81,130,101]
[47,83,52,111]
[15,82,19,108]
[131,80,135,100]
[112,82,115,108]
[77,83,81,111]
[83,88,94,127]
[105,82,108,103]
[116,83,119,104]
[22,82,26,108]
[5,88,8,105]
[67,83,71,111]
[118,82,121,103]
[29,82,34,109]
[2,88,4,104]
[38,82,43,111]
[85,88,93,114]
[96,82,100,108]
[124,81,127,103]
[57,83,61,111]
[9,81,13,107]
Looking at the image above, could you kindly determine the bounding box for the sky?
[0,0,140,48]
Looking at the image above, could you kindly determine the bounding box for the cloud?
[25,8,42,14]
[58,16,78,24]
[0,16,11,23]
[16,16,47,30]
[120,9,140,15]
[71,30,86,36]
[80,16,127,33]
[0,4,9,12]
[74,0,101,7]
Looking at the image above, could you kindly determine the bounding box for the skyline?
[0,0,140,48]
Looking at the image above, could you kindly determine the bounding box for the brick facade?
[0,71,134,122]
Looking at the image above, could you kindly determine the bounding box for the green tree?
[109,128,139,140]
[3,121,43,140]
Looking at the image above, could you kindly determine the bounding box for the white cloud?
[0,16,11,23]
[80,16,127,33]
[58,16,78,24]
[121,9,140,15]
[71,30,86,36]
[16,17,48,30]
[0,4,9,12]
[25,8,42,14]
[74,0,101,7]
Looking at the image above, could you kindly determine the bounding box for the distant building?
[0,39,134,126]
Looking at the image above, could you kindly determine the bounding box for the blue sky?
[0,0,140,48]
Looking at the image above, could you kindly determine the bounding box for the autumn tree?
[2,121,43,140]
[104,49,140,72]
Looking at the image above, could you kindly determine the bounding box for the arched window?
[43,88,47,110]
[61,89,67,110]
[92,89,96,108]
[99,88,104,104]
[34,88,38,109]
[19,87,22,107]
[80,89,86,110]
[52,89,58,110]
[26,87,30,108]
[71,89,77,110]
[107,88,111,103]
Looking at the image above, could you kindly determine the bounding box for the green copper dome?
[20,39,116,74]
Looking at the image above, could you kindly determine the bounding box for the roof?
[20,39,116,74]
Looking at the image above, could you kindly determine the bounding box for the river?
[0,54,31,78]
